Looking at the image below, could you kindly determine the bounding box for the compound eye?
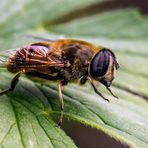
[89,49,110,79]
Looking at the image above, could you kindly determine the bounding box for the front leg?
[88,78,110,102]
[80,76,87,85]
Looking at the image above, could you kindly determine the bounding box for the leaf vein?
[10,99,26,148]
[0,122,16,145]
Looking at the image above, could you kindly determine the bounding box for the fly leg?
[88,78,109,102]
[0,72,21,96]
[80,76,87,85]
[57,81,64,127]
[106,87,118,99]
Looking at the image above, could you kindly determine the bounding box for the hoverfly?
[0,38,119,127]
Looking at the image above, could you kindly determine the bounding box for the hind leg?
[57,81,64,127]
[0,72,21,96]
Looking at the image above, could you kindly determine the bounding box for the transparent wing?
[0,48,19,68]
[0,43,66,70]
[20,45,65,68]
[0,37,53,67]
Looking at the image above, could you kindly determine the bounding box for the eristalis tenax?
[0,38,119,127]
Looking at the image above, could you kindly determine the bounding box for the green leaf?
[51,9,148,39]
[0,0,103,36]
[0,1,148,148]
[0,72,76,148]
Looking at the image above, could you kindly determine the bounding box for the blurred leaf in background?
[0,0,148,148]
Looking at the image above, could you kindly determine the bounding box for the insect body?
[0,39,119,127]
